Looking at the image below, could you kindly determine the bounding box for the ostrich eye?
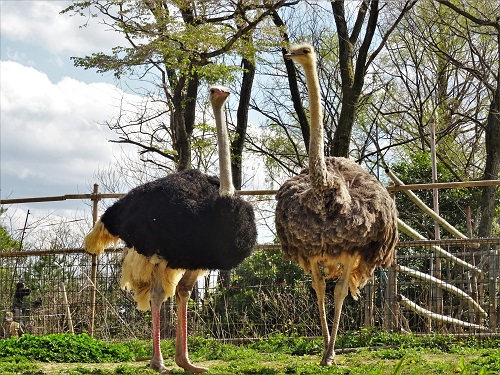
[303,49,310,54]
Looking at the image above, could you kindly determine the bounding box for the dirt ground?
[37,360,220,374]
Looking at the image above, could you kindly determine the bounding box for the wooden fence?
[1,178,499,340]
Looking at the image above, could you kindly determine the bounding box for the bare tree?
[62,0,290,174]
[431,0,500,238]
[328,0,417,157]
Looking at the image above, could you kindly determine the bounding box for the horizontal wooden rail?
[0,190,279,205]
[2,179,498,205]
[386,179,500,192]
[398,237,500,246]
[2,238,500,257]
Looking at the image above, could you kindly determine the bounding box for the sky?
[0,0,151,240]
[0,0,274,245]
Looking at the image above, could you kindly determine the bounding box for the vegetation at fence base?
[0,333,144,363]
[1,332,500,374]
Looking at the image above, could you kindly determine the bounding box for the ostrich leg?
[311,265,330,351]
[149,267,169,373]
[175,270,208,373]
[320,263,353,366]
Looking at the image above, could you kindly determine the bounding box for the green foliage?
[0,224,20,250]
[391,151,480,238]
[200,251,315,338]
[183,336,255,361]
[232,250,307,288]
[249,333,322,355]
[0,334,136,363]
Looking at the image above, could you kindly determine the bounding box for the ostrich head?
[285,43,316,68]
[209,85,230,106]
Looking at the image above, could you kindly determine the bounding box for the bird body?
[84,86,256,373]
[276,156,397,298]
[87,169,255,271]
[276,43,398,366]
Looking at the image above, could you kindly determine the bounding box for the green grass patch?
[0,332,499,374]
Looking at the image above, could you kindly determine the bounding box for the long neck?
[303,62,329,190]
[213,102,235,197]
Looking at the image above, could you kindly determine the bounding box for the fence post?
[363,281,374,327]
[384,263,399,331]
[386,186,399,331]
[90,183,99,337]
[489,248,499,331]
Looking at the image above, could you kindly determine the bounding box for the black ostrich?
[84,86,257,373]
[275,44,398,366]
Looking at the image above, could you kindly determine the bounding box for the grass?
[0,332,499,374]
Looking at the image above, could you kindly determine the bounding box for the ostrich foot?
[150,358,170,373]
[319,352,336,366]
[175,356,208,373]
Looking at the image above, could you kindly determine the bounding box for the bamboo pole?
[430,119,444,330]
[398,295,488,331]
[2,238,500,257]
[363,281,374,327]
[0,193,123,204]
[489,250,499,332]
[398,219,480,273]
[61,282,74,334]
[385,266,399,331]
[0,189,277,205]
[386,169,476,244]
[466,207,481,325]
[395,265,487,318]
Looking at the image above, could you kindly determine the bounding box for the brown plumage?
[275,44,398,366]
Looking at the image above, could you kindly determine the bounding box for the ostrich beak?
[285,50,306,59]
[210,86,230,98]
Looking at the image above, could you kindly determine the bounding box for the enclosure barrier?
[1,178,499,341]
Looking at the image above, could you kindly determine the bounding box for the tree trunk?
[330,0,378,157]
[479,18,500,239]
[332,87,359,157]
[271,11,310,153]
[184,72,199,140]
[478,90,500,238]
[171,73,199,172]
[231,57,255,190]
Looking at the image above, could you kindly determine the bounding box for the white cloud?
[0,1,121,56]
[0,61,129,191]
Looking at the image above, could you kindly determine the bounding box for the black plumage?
[101,168,256,270]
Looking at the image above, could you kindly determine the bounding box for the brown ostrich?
[275,43,398,366]
[84,86,257,373]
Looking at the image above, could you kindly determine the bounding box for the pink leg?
[311,265,330,351]
[175,270,208,373]
[321,263,353,366]
[150,270,169,373]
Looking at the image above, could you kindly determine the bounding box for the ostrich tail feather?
[120,248,185,311]
[84,219,119,255]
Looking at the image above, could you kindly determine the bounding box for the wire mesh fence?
[0,238,499,341]
[1,181,499,341]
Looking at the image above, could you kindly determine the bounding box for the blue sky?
[0,0,137,235]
